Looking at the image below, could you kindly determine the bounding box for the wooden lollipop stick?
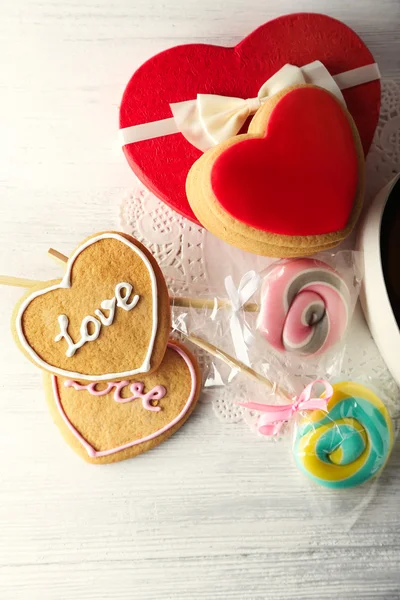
[0,275,46,288]
[0,249,70,288]
[47,247,259,312]
[47,247,69,265]
[171,296,258,311]
[183,332,292,400]
[0,271,259,312]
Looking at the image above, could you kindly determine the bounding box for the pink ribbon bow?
[239,380,333,436]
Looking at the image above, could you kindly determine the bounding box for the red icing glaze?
[120,13,380,223]
[211,88,359,236]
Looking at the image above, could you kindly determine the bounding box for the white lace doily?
[120,80,400,427]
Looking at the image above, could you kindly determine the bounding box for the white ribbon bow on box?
[120,60,380,151]
[224,271,260,367]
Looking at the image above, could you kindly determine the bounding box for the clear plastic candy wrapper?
[232,375,398,518]
[169,250,363,387]
[255,251,363,384]
[292,380,394,490]
[168,250,399,516]
[290,378,398,518]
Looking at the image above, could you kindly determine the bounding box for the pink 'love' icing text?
[64,379,166,412]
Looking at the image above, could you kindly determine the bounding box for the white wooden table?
[1,2,400,598]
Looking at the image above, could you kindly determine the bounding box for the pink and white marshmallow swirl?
[257,258,351,356]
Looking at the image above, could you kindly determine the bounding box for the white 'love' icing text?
[54,282,139,357]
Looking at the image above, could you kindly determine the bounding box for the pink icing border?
[51,342,197,458]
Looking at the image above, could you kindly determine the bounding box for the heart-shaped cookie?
[43,341,201,464]
[186,86,365,257]
[12,232,170,381]
[120,13,380,223]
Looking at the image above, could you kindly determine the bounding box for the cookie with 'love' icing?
[43,341,201,464]
[12,232,170,381]
[186,85,365,257]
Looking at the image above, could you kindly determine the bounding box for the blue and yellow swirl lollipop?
[294,381,394,489]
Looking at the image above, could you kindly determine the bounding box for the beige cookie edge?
[11,278,64,373]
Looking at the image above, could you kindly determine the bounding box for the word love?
[55,282,139,357]
[65,379,166,412]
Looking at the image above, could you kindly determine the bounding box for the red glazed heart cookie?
[120,13,380,223]
[12,232,170,381]
[43,341,201,464]
[186,86,364,257]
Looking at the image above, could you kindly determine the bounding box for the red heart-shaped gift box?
[120,13,380,224]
